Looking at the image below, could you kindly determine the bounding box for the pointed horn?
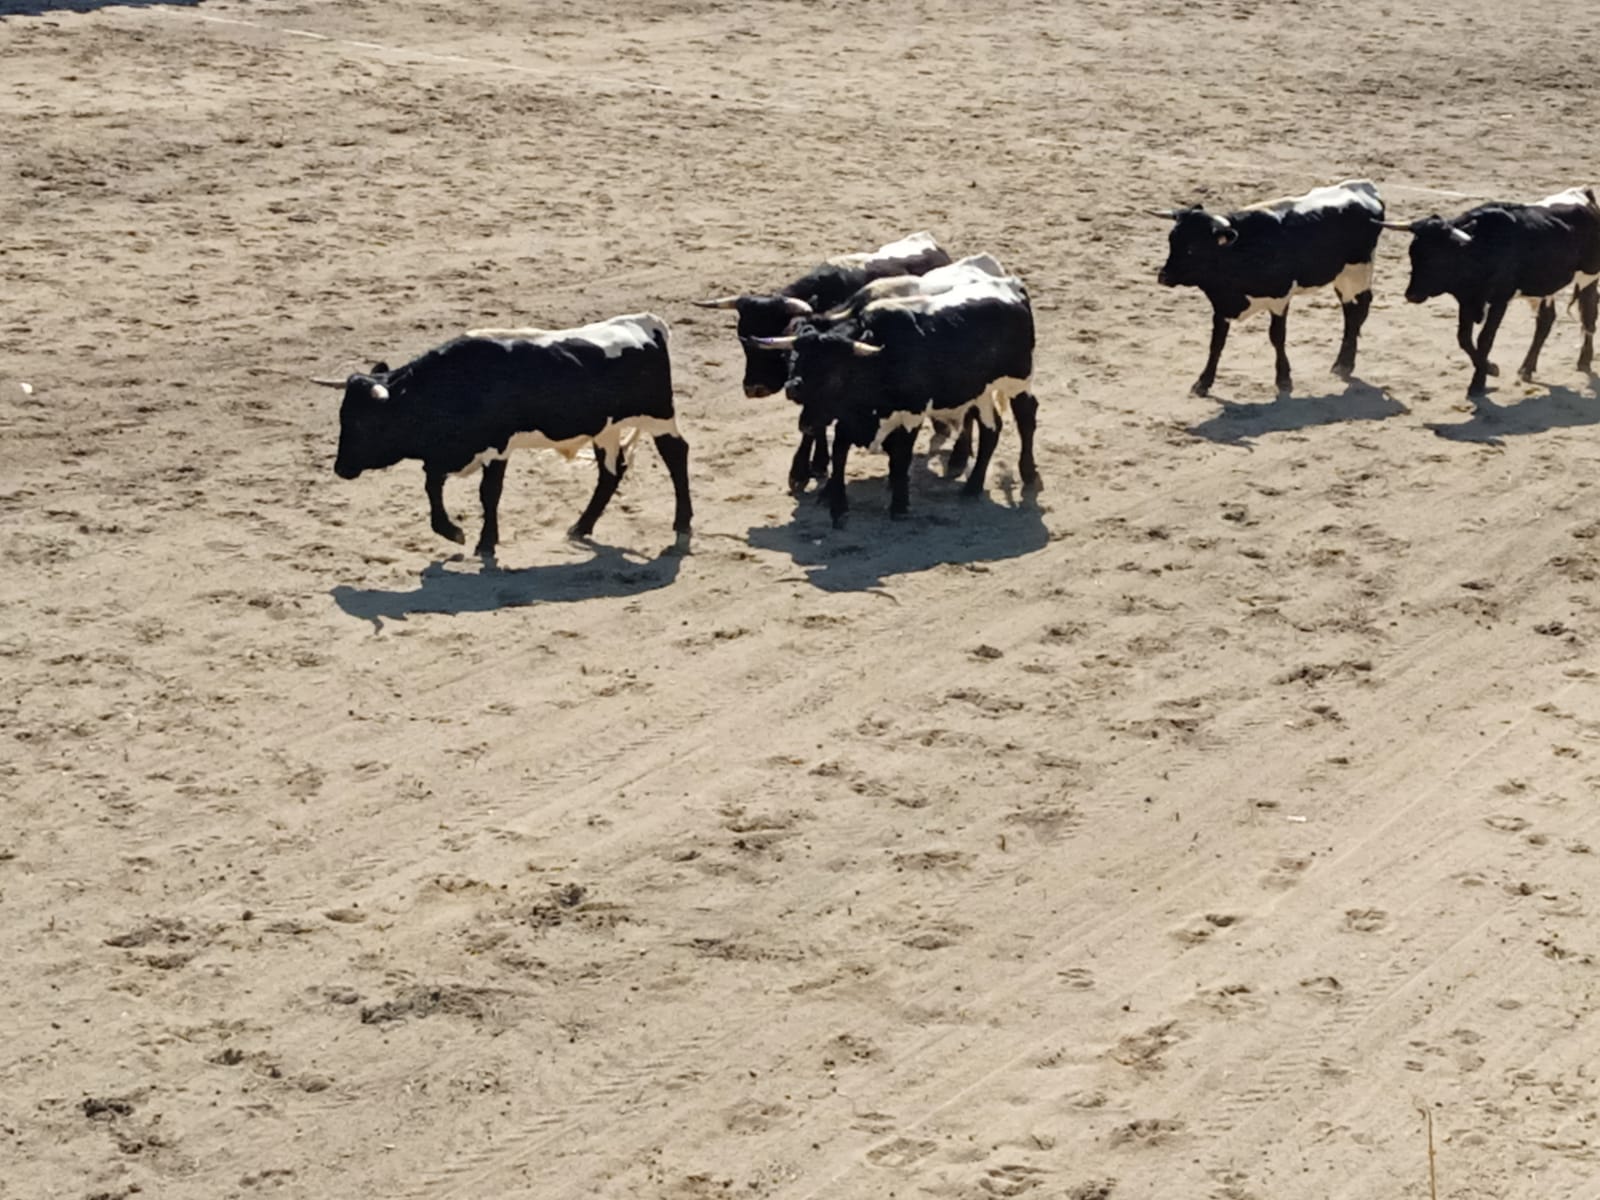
[782,297,814,316]
[1144,208,1179,219]
[310,376,347,388]
[850,340,883,357]
[742,335,798,351]
[1376,219,1414,230]
[693,296,742,309]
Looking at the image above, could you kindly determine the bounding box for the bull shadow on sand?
[1187,378,1408,445]
[745,464,1048,593]
[330,542,683,630]
[1427,379,1600,446]
[0,0,205,13]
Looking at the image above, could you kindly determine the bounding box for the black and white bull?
[1384,186,1600,396]
[694,232,951,491]
[808,253,1011,478]
[749,276,1037,528]
[1154,179,1385,398]
[317,313,692,557]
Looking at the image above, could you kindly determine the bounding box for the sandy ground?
[4,1,1600,1197]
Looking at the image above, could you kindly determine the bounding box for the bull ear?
[1216,227,1239,247]
[370,361,390,374]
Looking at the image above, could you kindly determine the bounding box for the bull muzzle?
[1157,269,1175,287]
[334,460,360,480]
[744,383,778,399]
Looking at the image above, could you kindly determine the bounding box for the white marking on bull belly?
[1332,259,1374,303]
[1236,294,1292,321]
[1236,260,1372,322]
[451,414,682,479]
[869,376,1030,450]
[465,312,669,360]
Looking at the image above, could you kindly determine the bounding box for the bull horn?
[1376,219,1414,230]
[743,335,798,351]
[1144,208,1179,219]
[782,297,814,316]
[850,340,883,357]
[693,296,742,309]
[309,376,347,388]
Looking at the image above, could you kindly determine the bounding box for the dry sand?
[4,1,1600,1197]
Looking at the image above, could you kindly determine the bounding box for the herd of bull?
[317,180,1600,558]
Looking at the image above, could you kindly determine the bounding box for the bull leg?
[825,432,851,530]
[1011,390,1041,491]
[1519,298,1558,381]
[963,410,1003,499]
[1193,308,1229,398]
[884,426,915,519]
[810,425,830,480]
[1457,304,1499,387]
[1577,281,1597,373]
[653,434,694,548]
[1268,309,1292,397]
[425,467,465,546]
[474,458,508,558]
[1469,298,1510,396]
[1333,290,1372,379]
[788,433,813,496]
[946,409,977,479]
[569,440,628,540]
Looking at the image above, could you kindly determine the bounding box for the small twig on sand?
[1416,1103,1438,1200]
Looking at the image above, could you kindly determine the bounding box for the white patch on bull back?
[1242,179,1383,219]
[452,414,681,479]
[869,376,1030,451]
[1535,187,1594,210]
[465,312,669,360]
[862,274,1028,319]
[826,231,947,273]
[828,255,1010,316]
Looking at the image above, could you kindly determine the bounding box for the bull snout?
[1404,289,1425,305]
[744,383,778,399]
[334,460,360,480]
[1157,268,1175,288]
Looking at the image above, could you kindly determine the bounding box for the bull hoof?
[1518,366,1536,383]
[567,521,596,541]
[1021,471,1043,495]
[434,521,466,545]
[831,513,848,530]
[1276,378,1293,398]
[1485,362,1500,378]
[474,541,497,560]
[1190,379,1212,398]
[664,529,692,557]
[788,475,810,497]
[1331,361,1354,381]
